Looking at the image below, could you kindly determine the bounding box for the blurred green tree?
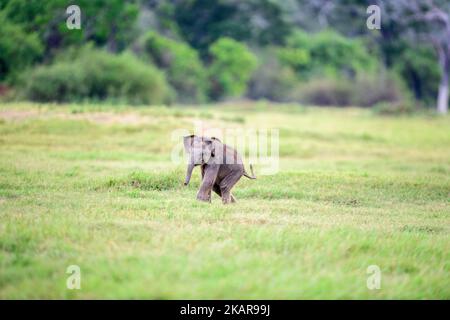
[298,0,449,112]
[247,48,299,102]
[208,38,258,100]
[394,45,441,107]
[21,46,171,104]
[173,0,292,55]
[142,31,208,103]
[0,14,43,81]
[0,0,139,53]
[279,30,377,79]
[387,0,450,113]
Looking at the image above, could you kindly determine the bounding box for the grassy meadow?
[0,102,449,299]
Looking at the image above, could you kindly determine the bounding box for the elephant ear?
[204,137,224,160]
[211,137,224,158]
[183,135,197,153]
[203,138,215,157]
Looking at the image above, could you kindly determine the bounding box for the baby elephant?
[183,135,256,204]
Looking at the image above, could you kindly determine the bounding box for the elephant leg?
[197,165,219,202]
[221,191,236,204]
[219,171,242,204]
[214,184,235,202]
[197,181,212,202]
[221,189,232,204]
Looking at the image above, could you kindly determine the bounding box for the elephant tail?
[243,164,256,179]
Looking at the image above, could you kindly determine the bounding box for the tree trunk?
[437,53,449,114]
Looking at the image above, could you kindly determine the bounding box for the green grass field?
[0,102,449,299]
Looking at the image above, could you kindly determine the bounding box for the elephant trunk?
[184,163,195,185]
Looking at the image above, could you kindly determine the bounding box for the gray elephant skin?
[183,135,256,204]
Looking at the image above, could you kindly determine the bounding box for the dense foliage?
[142,31,207,103]
[0,14,43,81]
[279,30,378,79]
[208,38,258,100]
[0,0,448,110]
[21,47,170,104]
